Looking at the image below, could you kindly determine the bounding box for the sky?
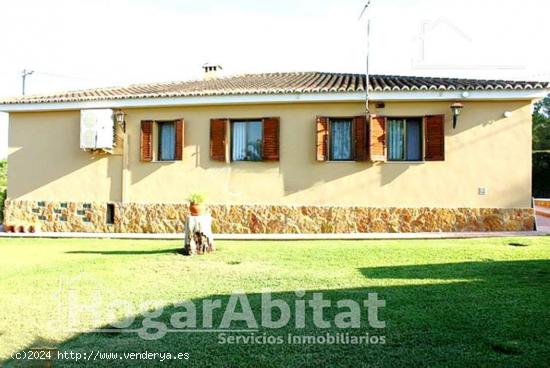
[0,0,549,159]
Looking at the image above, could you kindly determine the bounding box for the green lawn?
[1,237,549,367]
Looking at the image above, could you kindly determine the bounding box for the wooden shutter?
[210,118,228,162]
[353,115,369,161]
[424,115,445,161]
[369,115,386,162]
[316,116,329,161]
[174,119,184,161]
[262,117,279,161]
[140,120,153,162]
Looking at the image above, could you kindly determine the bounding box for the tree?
[533,94,550,151]
[533,94,550,197]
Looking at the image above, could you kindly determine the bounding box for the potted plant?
[187,192,206,216]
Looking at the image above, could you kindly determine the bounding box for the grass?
[1,236,549,367]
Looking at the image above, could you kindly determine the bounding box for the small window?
[158,121,176,161]
[329,118,353,161]
[231,120,263,161]
[106,203,115,224]
[388,118,423,161]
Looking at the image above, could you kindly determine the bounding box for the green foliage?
[533,152,550,197]
[533,94,550,151]
[0,160,5,223]
[532,96,549,198]
[187,192,205,205]
[0,188,5,223]
[0,160,6,189]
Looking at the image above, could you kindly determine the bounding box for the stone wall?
[3,200,535,233]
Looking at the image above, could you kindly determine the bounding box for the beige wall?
[7,100,533,208]
[8,111,123,202]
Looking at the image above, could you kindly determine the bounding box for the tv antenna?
[21,69,34,95]
[359,0,372,115]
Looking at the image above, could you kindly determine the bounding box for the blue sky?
[0,0,549,158]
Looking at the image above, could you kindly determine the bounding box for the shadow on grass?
[65,248,180,255]
[6,260,550,367]
[360,259,550,280]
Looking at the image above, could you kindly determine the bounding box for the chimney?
[202,63,222,80]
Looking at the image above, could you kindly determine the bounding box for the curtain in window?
[159,122,175,160]
[232,122,247,161]
[388,119,405,160]
[331,119,352,160]
[232,121,263,161]
[406,119,422,161]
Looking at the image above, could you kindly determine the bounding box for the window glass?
[406,119,422,161]
[232,121,263,161]
[158,122,175,161]
[388,118,422,161]
[330,119,352,160]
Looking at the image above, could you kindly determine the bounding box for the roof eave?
[0,89,548,112]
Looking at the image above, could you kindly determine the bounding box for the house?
[0,69,548,233]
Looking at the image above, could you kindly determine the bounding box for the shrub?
[0,160,5,223]
[533,152,550,198]
[0,187,5,223]
[0,160,6,189]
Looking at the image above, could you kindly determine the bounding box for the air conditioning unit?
[80,109,115,150]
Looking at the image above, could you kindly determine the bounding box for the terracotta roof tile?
[1,71,548,104]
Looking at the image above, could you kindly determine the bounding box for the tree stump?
[183,215,214,255]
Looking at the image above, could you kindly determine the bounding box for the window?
[158,121,176,161]
[388,118,422,161]
[316,116,367,162]
[140,119,183,162]
[329,118,353,161]
[231,120,263,161]
[210,117,279,162]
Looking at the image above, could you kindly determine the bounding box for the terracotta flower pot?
[189,203,203,216]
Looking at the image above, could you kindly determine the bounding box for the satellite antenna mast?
[359,0,372,115]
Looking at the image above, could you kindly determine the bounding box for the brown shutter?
[353,115,368,161]
[424,115,445,161]
[316,116,329,161]
[369,115,386,162]
[174,119,184,161]
[210,118,228,162]
[262,117,279,161]
[140,120,153,162]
